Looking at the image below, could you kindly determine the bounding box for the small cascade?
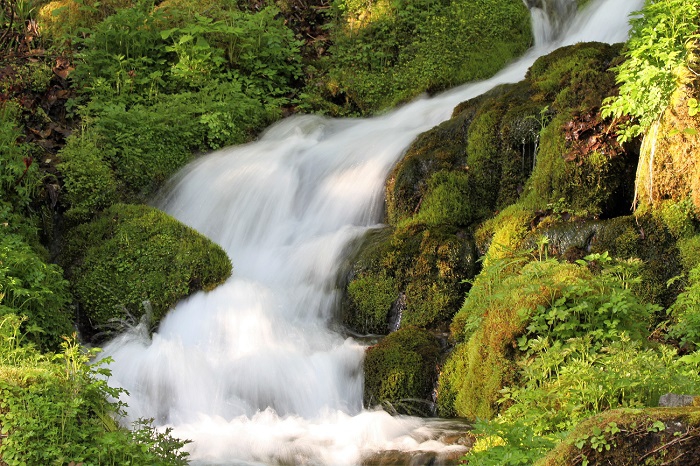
[100,1,645,464]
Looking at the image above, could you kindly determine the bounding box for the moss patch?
[363,326,441,415]
[439,259,588,419]
[60,203,231,339]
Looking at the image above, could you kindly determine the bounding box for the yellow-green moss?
[439,259,587,419]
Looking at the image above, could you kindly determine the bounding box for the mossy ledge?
[59,203,232,340]
[537,406,700,466]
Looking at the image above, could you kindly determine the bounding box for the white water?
[101,0,644,464]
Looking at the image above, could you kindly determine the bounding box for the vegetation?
[312,0,532,114]
[601,0,700,142]
[363,326,440,415]
[1,0,700,462]
[61,203,231,339]
[0,314,190,465]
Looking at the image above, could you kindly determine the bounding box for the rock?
[659,393,697,408]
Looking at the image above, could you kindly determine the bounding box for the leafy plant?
[0,315,190,464]
[601,0,700,141]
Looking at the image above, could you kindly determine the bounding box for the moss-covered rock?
[363,326,441,415]
[60,203,231,339]
[536,407,700,466]
[589,214,683,308]
[343,224,476,334]
[439,259,590,419]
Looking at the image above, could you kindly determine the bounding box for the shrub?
[314,0,532,114]
[0,231,73,350]
[58,130,120,223]
[0,314,190,465]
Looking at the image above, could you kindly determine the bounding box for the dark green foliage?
[0,315,190,465]
[312,0,532,114]
[60,203,231,339]
[363,326,440,415]
[0,103,40,218]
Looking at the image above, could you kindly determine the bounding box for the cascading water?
[101,0,644,464]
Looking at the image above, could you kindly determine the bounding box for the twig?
[638,428,699,462]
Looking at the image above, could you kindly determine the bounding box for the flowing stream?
[101,0,644,464]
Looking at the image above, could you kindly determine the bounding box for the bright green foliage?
[440,255,660,420]
[0,314,190,465]
[363,326,440,415]
[60,203,231,338]
[439,258,588,419]
[518,255,657,351]
[0,231,73,350]
[668,265,700,350]
[464,419,557,466]
[601,0,700,141]
[500,335,700,435]
[316,0,531,113]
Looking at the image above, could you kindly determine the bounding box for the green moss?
[400,226,476,329]
[386,106,476,225]
[411,170,483,227]
[590,215,683,308]
[653,198,698,239]
[344,224,476,333]
[346,272,397,334]
[678,234,700,272]
[363,326,440,415]
[526,42,621,113]
[60,203,231,339]
[439,259,589,419]
[476,204,533,262]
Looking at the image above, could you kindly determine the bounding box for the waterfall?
[100,0,644,464]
